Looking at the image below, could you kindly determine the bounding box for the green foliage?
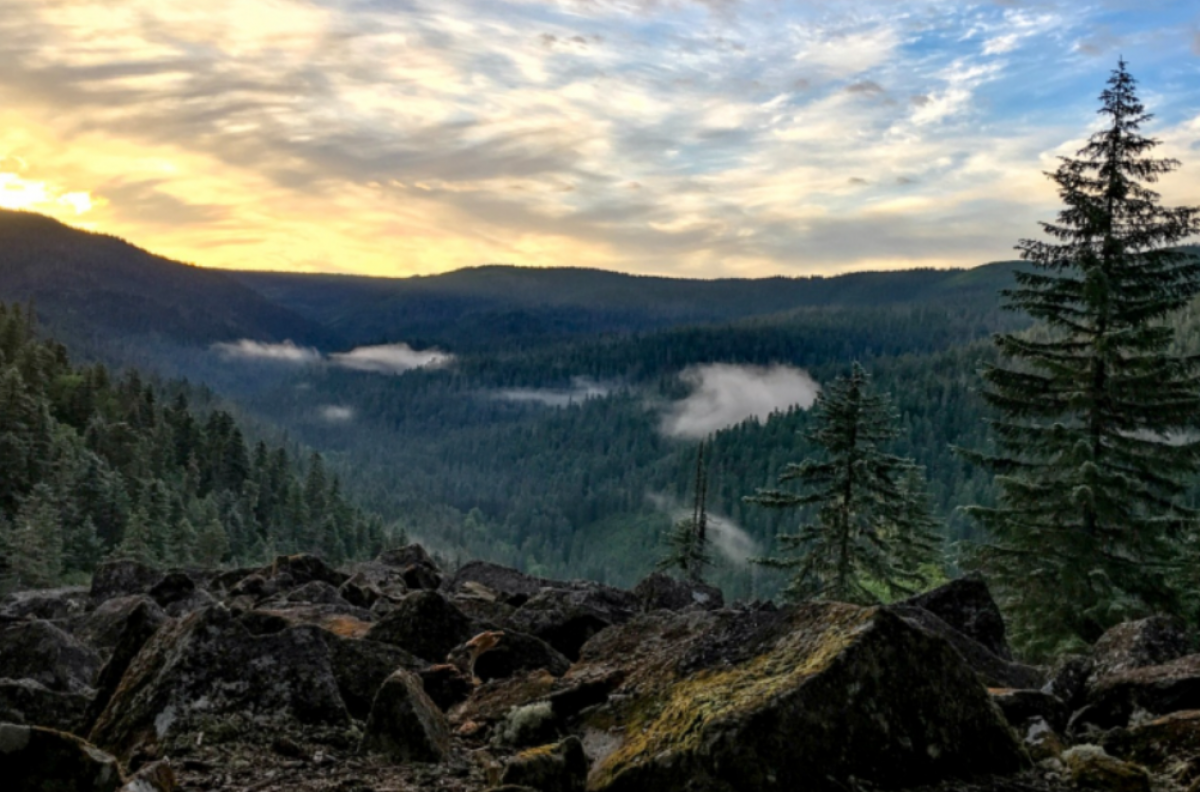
[961,61,1200,656]
[0,302,391,588]
[657,442,715,583]
[747,363,942,604]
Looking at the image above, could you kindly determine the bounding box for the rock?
[508,586,637,661]
[320,634,425,720]
[207,566,260,596]
[0,723,124,792]
[404,564,444,591]
[890,605,1044,689]
[575,604,1027,792]
[282,580,354,607]
[1061,745,1151,792]
[1103,710,1200,789]
[1,586,89,620]
[89,605,353,761]
[449,630,571,682]
[261,553,349,590]
[255,604,376,638]
[0,678,91,733]
[148,572,215,618]
[339,576,381,609]
[1043,654,1094,712]
[446,562,558,605]
[990,688,1068,762]
[360,668,451,763]
[1090,616,1190,682]
[454,594,518,627]
[377,544,439,571]
[632,572,724,612]
[420,664,476,711]
[449,670,558,734]
[365,590,479,663]
[901,574,1013,660]
[120,758,176,791]
[71,595,168,658]
[500,736,588,792]
[90,559,162,604]
[83,599,169,736]
[1077,653,1200,734]
[491,701,559,749]
[0,619,102,694]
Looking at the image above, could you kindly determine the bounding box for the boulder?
[0,619,102,694]
[320,634,425,720]
[1061,745,1151,792]
[508,586,637,661]
[901,574,1013,660]
[1075,654,1200,734]
[420,664,476,712]
[83,599,170,734]
[1103,710,1200,789]
[148,572,215,618]
[254,604,375,638]
[377,543,439,570]
[88,605,353,761]
[989,688,1069,762]
[1089,616,1190,682]
[449,630,571,682]
[70,595,168,658]
[339,576,381,609]
[574,604,1027,792]
[446,561,558,605]
[90,559,162,604]
[889,605,1044,689]
[260,553,348,590]
[0,723,124,792]
[1042,654,1094,712]
[360,668,451,763]
[0,678,91,733]
[365,590,479,663]
[282,580,353,606]
[121,758,176,792]
[632,572,724,612]
[449,670,559,734]
[500,736,588,792]
[404,564,444,591]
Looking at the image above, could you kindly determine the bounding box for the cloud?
[212,339,321,363]
[320,405,355,422]
[648,492,759,566]
[329,343,454,374]
[661,364,819,439]
[494,377,612,407]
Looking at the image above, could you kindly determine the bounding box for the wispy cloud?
[648,491,759,566]
[320,405,355,422]
[493,377,612,407]
[213,339,322,363]
[329,343,453,374]
[661,363,819,438]
[0,0,1197,277]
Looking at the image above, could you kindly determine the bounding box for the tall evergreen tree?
[747,363,939,604]
[657,441,714,582]
[962,61,1200,654]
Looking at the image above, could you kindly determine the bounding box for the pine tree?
[3,485,65,588]
[195,517,230,567]
[962,60,1200,654]
[657,441,714,582]
[116,506,156,566]
[747,363,939,604]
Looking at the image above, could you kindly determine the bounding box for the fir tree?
[962,60,1200,654]
[657,441,714,582]
[747,363,939,604]
[3,485,64,588]
[195,517,230,567]
[116,506,156,565]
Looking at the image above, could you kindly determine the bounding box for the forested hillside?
[0,302,393,591]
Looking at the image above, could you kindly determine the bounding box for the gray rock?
[0,619,102,694]
[633,572,724,612]
[366,590,480,663]
[901,574,1013,660]
[0,678,91,733]
[360,668,451,763]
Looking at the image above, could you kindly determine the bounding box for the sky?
[1,0,1198,279]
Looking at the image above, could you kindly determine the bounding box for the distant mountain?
[232,261,1023,351]
[0,210,337,349]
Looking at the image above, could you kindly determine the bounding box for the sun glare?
[0,171,95,216]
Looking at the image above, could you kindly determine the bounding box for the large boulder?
[82,599,169,735]
[320,634,425,720]
[1103,709,1200,789]
[573,604,1027,792]
[632,572,724,612]
[70,595,167,658]
[90,559,162,605]
[260,553,348,591]
[508,585,637,661]
[1,586,89,621]
[900,574,1013,660]
[1074,654,1200,734]
[365,590,480,663]
[148,571,215,618]
[88,605,353,761]
[889,605,1044,690]
[1089,616,1190,682]
[449,630,571,682]
[0,678,91,733]
[0,619,102,694]
[360,668,451,763]
[0,723,124,792]
[446,561,558,605]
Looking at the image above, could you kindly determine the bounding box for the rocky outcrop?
[0,723,124,792]
[0,619,102,694]
[89,605,353,761]
[361,669,451,763]
[901,574,1013,660]
[632,572,724,612]
[573,604,1026,792]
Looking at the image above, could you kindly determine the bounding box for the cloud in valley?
[212,339,322,364]
[494,377,612,407]
[329,344,453,374]
[661,364,819,439]
[320,405,355,422]
[648,492,759,566]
